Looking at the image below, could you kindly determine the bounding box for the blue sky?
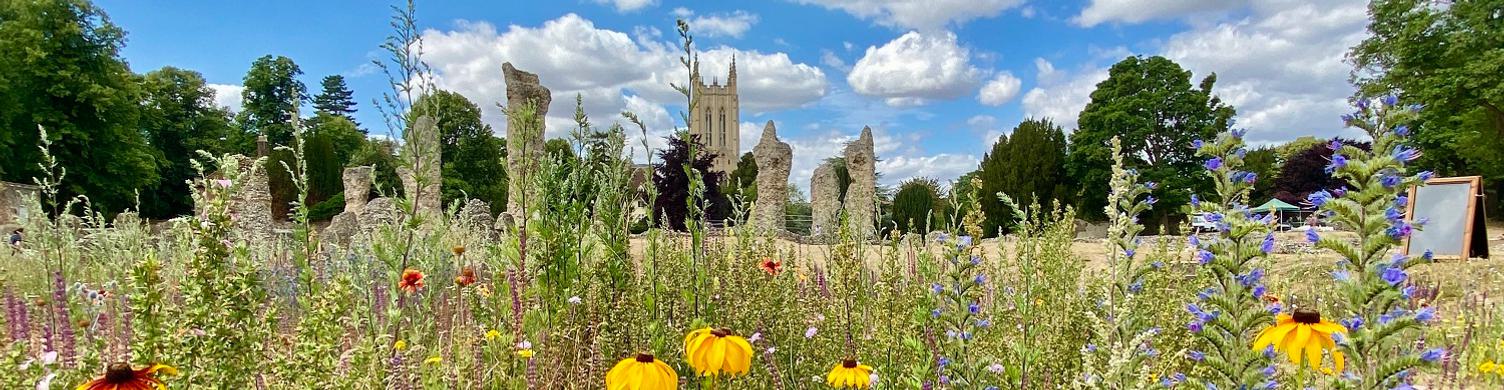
[98,0,1372,191]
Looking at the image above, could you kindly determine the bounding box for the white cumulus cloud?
[417,14,824,137]
[208,84,245,112]
[793,0,1025,31]
[848,31,984,107]
[1074,0,1249,27]
[592,0,657,13]
[674,8,760,38]
[1160,0,1370,143]
[977,72,1021,106]
[1020,59,1108,131]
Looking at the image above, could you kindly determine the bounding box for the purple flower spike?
[1382,267,1407,286]
[1204,157,1223,171]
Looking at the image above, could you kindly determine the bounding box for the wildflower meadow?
[3,1,1504,390]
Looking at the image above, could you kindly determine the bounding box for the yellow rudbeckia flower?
[1253,308,1346,373]
[826,359,874,389]
[683,327,754,377]
[605,353,678,390]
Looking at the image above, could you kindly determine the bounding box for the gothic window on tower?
[718,108,727,148]
[704,109,713,146]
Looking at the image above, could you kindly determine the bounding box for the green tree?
[0,0,158,215]
[312,74,359,129]
[1349,0,1504,217]
[892,177,944,233]
[138,66,236,218]
[1242,147,1280,202]
[409,90,507,210]
[977,118,1070,236]
[728,152,758,210]
[238,55,306,147]
[1068,55,1235,229]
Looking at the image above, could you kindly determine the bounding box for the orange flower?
[76,362,177,390]
[759,258,783,276]
[455,267,477,287]
[398,269,425,293]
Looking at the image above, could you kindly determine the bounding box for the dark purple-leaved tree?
[1272,139,1370,206]
[651,134,730,231]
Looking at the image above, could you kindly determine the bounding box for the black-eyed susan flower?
[398,269,425,293]
[1253,308,1346,373]
[75,362,177,390]
[826,359,874,388]
[605,353,677,390]
[683,327,753,376]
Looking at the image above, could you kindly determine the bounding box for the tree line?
[0,0,506,221]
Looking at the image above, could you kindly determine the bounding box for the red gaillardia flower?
[759,258,783,276]
[398,268,426,293]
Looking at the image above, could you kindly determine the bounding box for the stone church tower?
[689,57,740,173]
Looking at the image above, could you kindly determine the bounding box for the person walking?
[7,228,21,253]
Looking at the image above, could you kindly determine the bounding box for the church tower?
[689,56,740,173]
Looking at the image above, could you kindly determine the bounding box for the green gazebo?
[1250,198,1307,226]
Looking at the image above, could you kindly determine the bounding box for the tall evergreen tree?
[892,177,943,234]
[976,118,1069,236]
[313,74,359,130]
[138,66,236,218]
[0,0,158,215]
[1068,55,1234,228]
[238,55,305,147]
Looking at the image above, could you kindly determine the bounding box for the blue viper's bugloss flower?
[1187,320,1204,333]
[931,309,942,318]
[1306,229,1320,243]
[1196,249,1215,265]
[1387,223,1413,240]
[1232,129,1247,138]
[1418,170,1434,182]
[968,303,980,314]
[1146,195,1158,205]
[1395,195,1408,208]
[1151,261,1165,269]
[1145,181,1158,190]
[1391,146,1421,162]
[1128,280,1143,293]
[1420,348,1445,363]
[1326,154,1348,174]
[1124,248,1136,258]
[1415,306,1436,323]
[1395,124,1410,137]
[974,274,987,286]
[975,319,991,328]
[1328,139,1344,151]
[1423,250,1434,260]
[1237,269,1264,287]
[1205,157,1223,171]
[1391,253,1409,268]
[1260,234,1275,254]
[1197,288,1216,301]
[1332,269,1351,282]
[1382,267,1407,286]
[1401,286,1416,300]
[1357,98,1371,111]
[1187,350,1205,362]
[1192,139,1204,149]
[970,255,982,266]
[956,235,972,247]
[1243,172,1257,184]
[931,283,944,294]
[1263,346,1276,359]
[1382,95,1399,107]
[937,356,950,368]
[1381,174,1402,188]
[1190,194,1200,207]
[1262,366,1277,378]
